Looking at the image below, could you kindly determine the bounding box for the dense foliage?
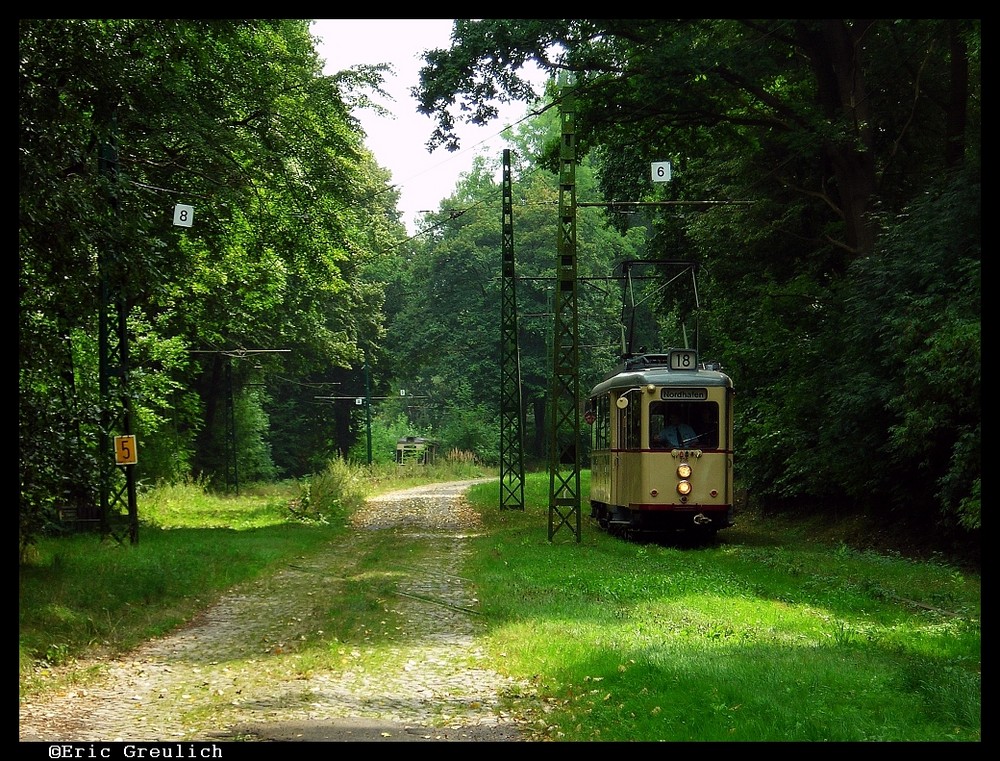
[19,19,980,557]
[19,19,406,550]
[412,19,980,537]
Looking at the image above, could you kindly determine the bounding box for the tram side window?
[588,395,611,449]
[621,391,642,450]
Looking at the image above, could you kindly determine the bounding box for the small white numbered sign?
[173,204,194,227]
[651,161,672,183]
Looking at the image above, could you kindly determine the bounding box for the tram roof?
[589,353,733,396]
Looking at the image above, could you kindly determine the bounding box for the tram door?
[613,390,643,508]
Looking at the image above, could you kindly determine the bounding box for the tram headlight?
[677,463,692,479]
[677,480,693,496]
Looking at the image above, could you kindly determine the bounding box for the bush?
[292,458,368,524]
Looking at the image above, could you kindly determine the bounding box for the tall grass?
[362,453,492,494]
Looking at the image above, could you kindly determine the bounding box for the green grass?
[462,474,980,742]
[18,489,334,671]
[19,466,980,742]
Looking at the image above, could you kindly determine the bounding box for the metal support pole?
[97,120,138,543]
[547,89,582,542]
[500,149,526,510]
[364,360,373,465]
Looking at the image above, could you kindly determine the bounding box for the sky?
[312,19,543,235]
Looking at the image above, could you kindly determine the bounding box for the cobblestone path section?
[19,479,529,743]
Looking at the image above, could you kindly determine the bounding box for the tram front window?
[650,402,719,448]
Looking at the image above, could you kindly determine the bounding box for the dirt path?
[19,480,531,743]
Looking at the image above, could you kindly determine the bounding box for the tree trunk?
[945,20,969,170]
[797,19,879,260]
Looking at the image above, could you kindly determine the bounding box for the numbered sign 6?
[651,161,672,183]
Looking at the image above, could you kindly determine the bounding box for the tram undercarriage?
[590,500,731,540]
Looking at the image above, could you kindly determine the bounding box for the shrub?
[292,458,368,524]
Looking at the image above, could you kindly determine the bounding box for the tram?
[587,347,735,539]
[395,436,437,465]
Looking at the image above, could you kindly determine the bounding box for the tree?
[411,19,981,534]
[417,20,977,260]
[383,109,639,462]
[19,19,404,546]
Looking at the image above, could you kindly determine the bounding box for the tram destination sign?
[660,388,708,401]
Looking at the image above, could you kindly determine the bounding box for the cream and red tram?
[587,348,735,538]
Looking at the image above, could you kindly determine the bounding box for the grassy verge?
[20,466,980,742]
[462,474,981,742]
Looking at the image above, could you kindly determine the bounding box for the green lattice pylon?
[547,91,581,542]
[499,149,525,510]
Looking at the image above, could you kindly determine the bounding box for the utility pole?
[364,358,373,465]
[499,149,525,510]
[97,118,139,544]
[547,88,582,542]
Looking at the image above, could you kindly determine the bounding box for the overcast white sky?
[312,19,542,235]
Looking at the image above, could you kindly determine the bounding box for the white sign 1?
[173,204,194,227]
[651,161,672,183]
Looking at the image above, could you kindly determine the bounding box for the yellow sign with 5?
[114,435,137,465]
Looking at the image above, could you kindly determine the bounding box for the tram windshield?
[650,402,718,448]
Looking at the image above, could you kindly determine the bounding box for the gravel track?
[19,479,531,743]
